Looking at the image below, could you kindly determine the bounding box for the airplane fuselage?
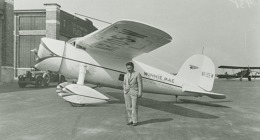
[59,43,186,96]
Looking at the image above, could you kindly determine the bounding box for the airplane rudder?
[199,55,215,91]
[177,54,215,91]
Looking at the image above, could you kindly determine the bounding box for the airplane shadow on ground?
[137,118,173,126]
[105,92,220,119]
[178,99,231,108]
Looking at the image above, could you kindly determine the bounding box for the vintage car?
[18,69,66,88]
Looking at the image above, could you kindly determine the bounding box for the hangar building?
[13,3,97,79]
[0,0,13,83]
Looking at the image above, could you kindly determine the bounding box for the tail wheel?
[35,77,44,88]
[43,73,50,87]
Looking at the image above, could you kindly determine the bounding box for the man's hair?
[126,62,134,68]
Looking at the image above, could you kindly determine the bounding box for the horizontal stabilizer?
[182,85,226,99]
[60,84,109,104]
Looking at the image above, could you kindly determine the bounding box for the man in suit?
[123,62,143,126]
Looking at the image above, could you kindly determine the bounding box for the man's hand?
[137,73,143,98]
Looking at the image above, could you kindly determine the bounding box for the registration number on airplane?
[201,72,214,78]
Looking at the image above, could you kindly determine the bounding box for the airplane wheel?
[35,77,44,88]
[248,76,251,81]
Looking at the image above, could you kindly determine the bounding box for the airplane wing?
[76,20,172,58]
[218,66,260,69]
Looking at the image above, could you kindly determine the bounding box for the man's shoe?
[127,122,133,125]
[132,123,137,126]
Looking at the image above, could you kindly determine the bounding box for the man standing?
[123,62,143,126]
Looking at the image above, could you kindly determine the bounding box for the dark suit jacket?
[123,71,143,96]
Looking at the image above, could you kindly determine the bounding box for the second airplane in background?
[217,65,260,81]
[34,20,226,105]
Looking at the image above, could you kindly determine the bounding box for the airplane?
[33,20,226,105]
[217,65,260,81]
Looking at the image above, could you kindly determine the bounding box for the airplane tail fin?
[177,54,215,91]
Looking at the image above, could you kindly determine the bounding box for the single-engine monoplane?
[34,20,226,105]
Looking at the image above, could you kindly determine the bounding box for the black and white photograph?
[0,0,260,139]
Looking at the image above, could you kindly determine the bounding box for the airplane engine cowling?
[35,38,65,72]
[35,57,63,72]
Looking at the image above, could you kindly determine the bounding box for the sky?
[14,0,260,73]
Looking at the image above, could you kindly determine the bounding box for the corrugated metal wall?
[18,16,45,68]
[19,16,45,30]
[18,35,44,68]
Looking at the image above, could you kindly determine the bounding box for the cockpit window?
[66,38,86,50]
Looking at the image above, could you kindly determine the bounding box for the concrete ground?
[0,79,260,140]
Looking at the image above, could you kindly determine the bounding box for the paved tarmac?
[0,79,260,140]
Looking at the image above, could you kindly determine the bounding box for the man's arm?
[137,73,143,98]
[123,74,127,94]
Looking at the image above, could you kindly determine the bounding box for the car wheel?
[43,73,50,87]
[18,81,26,88]
[35,77,44,88]
[59,75,66,84]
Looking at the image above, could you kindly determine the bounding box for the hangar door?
[18,35,44,68]
[17,15,46,69]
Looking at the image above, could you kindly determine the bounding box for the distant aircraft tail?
[177,54,215,91]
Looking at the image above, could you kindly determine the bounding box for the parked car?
[18,68,66,88]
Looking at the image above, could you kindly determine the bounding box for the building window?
[18,35,44,68]
[19,16,46,30]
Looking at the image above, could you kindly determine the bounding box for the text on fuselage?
[143,71,174,83]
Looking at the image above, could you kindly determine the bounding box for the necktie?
[128,73,132,84]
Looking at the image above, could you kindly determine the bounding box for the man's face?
[126,65,134,73]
